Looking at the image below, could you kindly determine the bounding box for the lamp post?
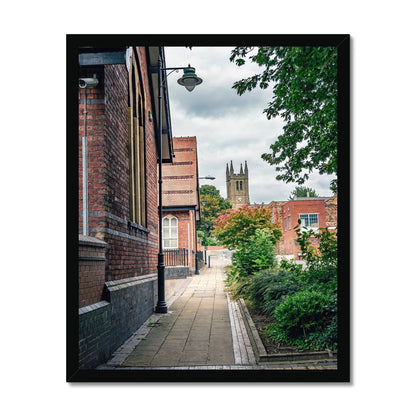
[155,57,203,314]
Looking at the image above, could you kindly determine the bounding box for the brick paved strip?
[226,293,256,365]
[98,361,338,370]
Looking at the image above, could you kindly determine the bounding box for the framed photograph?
[67,34,350,382]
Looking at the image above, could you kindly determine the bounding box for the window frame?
[299,213,319,230]
[128,54,147,227]
[162,215,179,249]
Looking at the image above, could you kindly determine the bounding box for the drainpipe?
[79,74,99,236]
[82,87,89,236]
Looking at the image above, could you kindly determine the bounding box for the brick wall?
[78,66,106,234]
[101,63,159,281]
[77,47,163,368]
[78,235,107,308]
[281,199,326,257]
[79,50,159,282]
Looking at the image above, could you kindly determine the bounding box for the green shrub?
[246,268,303,316]
[224,216,338,352]
[301,264,337,290]
[294,221,337,269]
[231,228,276,278]
[225,271,252,300]
[267,289,337,351]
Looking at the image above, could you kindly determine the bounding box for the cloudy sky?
[164,46,336,204]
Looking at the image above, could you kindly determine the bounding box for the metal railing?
[163,248,189,266]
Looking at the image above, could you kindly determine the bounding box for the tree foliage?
[230,46,337,191]
[213,205,281,250]
[288,186,319,200]
[232,229,277,277]
[198,185,232,239]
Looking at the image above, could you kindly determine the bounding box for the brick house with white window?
[267,196,337,258]
[161,136,200,278]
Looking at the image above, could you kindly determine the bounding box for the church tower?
[226,160,250,209]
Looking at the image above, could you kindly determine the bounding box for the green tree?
[198,185,232,242]
[288,186,319,200]
[230,46,337,192]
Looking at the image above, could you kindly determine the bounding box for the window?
[236,181,239,190]
[271,212,275,223]
[128,57,146,226]
[162,216,178,248]
[284,217,287,231]
[240,181,243,190]
[299,213,319,229]
[288,215,291,230]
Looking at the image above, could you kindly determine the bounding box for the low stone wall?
[238,298,337,364]
[104,274,158,354]
[165,266,189,279]
[78,274,158,369]
[79,301,112,369]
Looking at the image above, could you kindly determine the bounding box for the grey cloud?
[165,46,334,204]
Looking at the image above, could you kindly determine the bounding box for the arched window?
[162,215,178,248]
[128,55,146,226]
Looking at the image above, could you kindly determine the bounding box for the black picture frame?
[67,34,350,383]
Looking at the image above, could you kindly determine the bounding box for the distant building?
[267,196,337,258]
[162,136,200,278]
[226,160,250,209]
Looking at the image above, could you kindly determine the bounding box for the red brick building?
[77,45,174,368]
[267,197,337,258]
[162,136,200,277]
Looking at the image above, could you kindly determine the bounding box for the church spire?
[240,163,243,174]
[244,160,248,174]
[230,160,234,174]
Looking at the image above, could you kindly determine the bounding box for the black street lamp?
[155,57,203,314]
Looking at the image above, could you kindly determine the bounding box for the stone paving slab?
[121,256,235,368]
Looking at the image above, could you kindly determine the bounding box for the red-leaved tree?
[213,205,282,250]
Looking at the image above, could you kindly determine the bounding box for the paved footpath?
[100,250,337,370]
[111,252,237,367]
